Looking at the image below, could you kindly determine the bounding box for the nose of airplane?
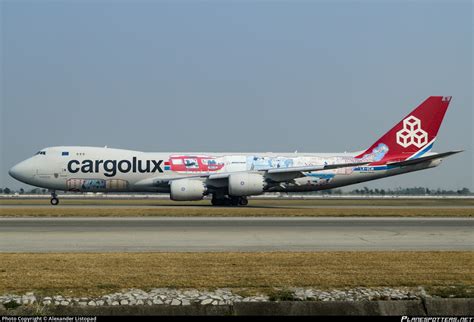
[9,160,34,183]
[8,165,19,180]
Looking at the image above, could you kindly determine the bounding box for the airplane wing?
[265,161,371,174]
[260,161,371,181]
[138,160,370,187]
[387,150,463,167]
[208,161,371,180]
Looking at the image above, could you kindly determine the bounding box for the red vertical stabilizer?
[355,96,451,164]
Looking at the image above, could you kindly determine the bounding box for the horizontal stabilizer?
[387,150,463,167]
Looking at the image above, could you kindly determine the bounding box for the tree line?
[347,186,471,196]
[0,188,48,194]
[313,186,472,196]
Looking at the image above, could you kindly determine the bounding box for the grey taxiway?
[0,217,472,252]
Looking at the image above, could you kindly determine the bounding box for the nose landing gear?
[50,191,59,206]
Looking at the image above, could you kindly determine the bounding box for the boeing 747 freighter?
[9,96,462,206]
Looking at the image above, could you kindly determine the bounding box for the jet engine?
[228,173,265,196]
[170,179,207,201]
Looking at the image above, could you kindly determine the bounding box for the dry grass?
[0,207,472,217]
[0,252,472,297]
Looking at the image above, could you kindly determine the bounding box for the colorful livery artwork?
[168,155,225,172]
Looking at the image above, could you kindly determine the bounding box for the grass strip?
[0,252,472,297]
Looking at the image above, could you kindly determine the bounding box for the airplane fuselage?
[10,146,441,194]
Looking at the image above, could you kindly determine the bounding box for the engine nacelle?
[170,179,206,201]
[228,173,265,196]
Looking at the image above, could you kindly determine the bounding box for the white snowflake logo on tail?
[396,116,428,148]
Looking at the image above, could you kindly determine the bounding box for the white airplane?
[9,96,462,206]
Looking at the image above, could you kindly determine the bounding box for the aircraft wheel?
[50,198,59,206]
[238,197,248,206]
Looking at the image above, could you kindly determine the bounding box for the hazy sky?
[1,1,472,191]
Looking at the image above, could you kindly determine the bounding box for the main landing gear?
[50,191,59,206]
[211,196,248,206]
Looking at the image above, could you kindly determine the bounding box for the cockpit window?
[35,151,46,155]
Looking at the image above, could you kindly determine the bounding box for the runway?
[0,217,472,252]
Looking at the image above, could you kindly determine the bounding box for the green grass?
[3,301,21,310]
[268,289,301,301]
